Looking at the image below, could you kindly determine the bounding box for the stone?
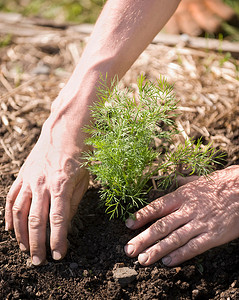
[69,262,78,270]
[26,286,32,293]
[192,289,199,299]
[113,267,137,287]
[26,258,33,268]
[83,269,89,277]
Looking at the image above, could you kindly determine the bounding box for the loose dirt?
[0,24,239,299]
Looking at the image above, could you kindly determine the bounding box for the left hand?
[124,166,239,266]
[164,0,234,36]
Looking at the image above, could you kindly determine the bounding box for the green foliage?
[0,34,12,48]
[83,76,178,219]
[158,138,224,189]
[224,0,239,14]
[0,0,105,23]
[1,1,238,38]
[82,76,223,220]
[220,0,239,41]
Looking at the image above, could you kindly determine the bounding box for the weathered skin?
[5,0,239,267]
[125,166,239,266]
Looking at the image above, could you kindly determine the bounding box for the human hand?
[5,102,90,266]
[4,0,178,265]
[164,0,234,36]
[124,165,239,266]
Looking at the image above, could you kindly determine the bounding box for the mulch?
[0,17,239,299]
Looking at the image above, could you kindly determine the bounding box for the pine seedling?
[83,76,223,220]
[158,138,224,189]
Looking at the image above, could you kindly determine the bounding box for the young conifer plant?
[82,75,222,220]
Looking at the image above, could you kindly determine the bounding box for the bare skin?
[164,0,234,36]
[5,0,239,268]
[125,166,239,266]
[5,0,180,266]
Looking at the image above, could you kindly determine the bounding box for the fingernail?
[125,218,135,229]
[32,256,42,266]
[52,250,62,260]
[19,243,27,252]
[162,256,172,266]
[124,244,135,256]
[138,252,149,264]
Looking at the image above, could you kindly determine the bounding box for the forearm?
[47,0,180,149]
[58,0,180,104]
[6,0,180,263]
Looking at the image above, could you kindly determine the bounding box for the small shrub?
[83,76,222,220]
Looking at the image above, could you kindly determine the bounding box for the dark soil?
[1,174,239,299]
[1,19,239,300]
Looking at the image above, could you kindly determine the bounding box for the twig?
[0,76,37,102]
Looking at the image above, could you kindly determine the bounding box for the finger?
[205,0,234,20]
[12,184,31,251]
[188,1,221,33]
[50,188,71,261]
[161,233,210,267]
[69,172,89,222]
[137,222,206,266]
[164,16,181,35]
[176,9,202,36]
[125,208,193,257]
[177,175,199,187]
[125,190,183,230]
[5,176,23,230]
[175,1,202,36]
[29,187,49,266]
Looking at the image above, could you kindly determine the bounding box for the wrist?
[52,57,116,109]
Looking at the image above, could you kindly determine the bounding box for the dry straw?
[0,17,239,180]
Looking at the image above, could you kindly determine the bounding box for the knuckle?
[6,192,14,205]
[187,239,200,253]
[30,243,39,253]
[50,213,65,227]
[30,242,44,257]
[177,185,191,199]
[51,174,68,196]
[169,231,183,248]
[12,204,22,218]
[177,205,192,219]
[35,175,46,187]
[152,219,168,235]
[28,215,42,230]
[148,201,160,213]
[63,157,78,173]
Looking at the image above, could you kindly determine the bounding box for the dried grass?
[0,28,239,179]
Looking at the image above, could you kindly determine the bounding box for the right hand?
[125,166,239,266]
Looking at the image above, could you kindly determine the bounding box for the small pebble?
[0,207,4,217]
[113,267,138,287]
[231,280,237,288]
[26,258,33,268]
[192,289,199,298]
[26,286,32,293]
[83,269,89,277]
[70,262,78,270]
